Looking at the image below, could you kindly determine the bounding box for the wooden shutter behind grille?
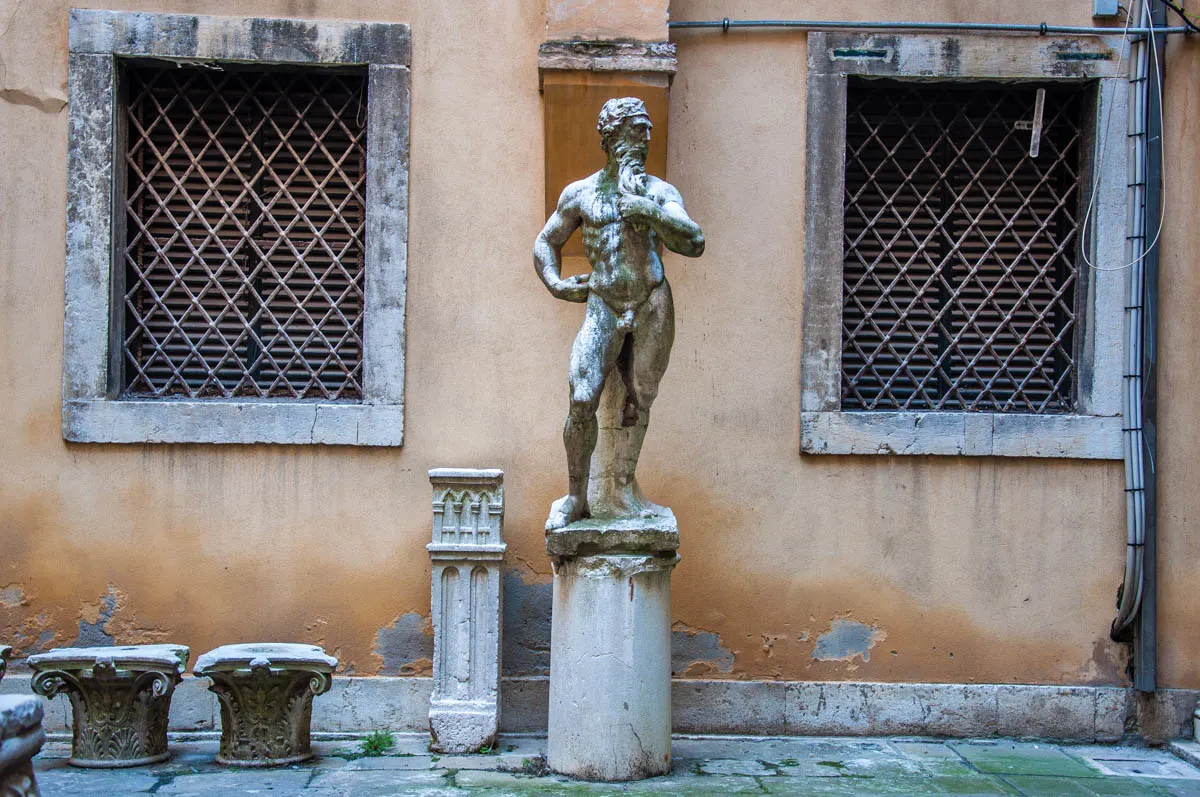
[841,79,1086,413]
[121,63,367,400]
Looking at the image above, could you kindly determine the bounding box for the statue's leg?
[597,281,673,516]
[627,281,675,419]
[549,296,620,529]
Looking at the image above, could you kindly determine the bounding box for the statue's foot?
[593,482,670,521]
[638,495,669,519]
[545,494,588,531]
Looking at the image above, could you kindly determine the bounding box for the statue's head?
[598,97,652,195]
[597,97,652,158]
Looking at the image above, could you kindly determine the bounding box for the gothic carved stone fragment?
[427,468,505,753]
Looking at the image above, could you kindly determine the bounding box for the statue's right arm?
[534,182,588,302]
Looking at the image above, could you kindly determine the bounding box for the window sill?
[63,399,404,446]
[800,411,1121,459]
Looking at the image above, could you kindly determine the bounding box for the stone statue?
[535,97,704,531]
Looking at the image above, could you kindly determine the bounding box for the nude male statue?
[535,97,705,531]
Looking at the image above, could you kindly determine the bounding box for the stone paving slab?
[156,770,316,796]
[28,734,1200,795]
[950,740,1102,777]
[891,739,979,776]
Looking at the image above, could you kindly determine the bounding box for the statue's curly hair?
[597,97,651,153]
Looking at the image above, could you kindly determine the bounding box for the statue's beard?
[613,140,648,197]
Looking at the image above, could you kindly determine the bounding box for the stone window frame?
[800,32,1127,458]
[62,9,410,446]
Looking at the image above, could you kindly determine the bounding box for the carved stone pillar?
[0,695,45,797]
[194,644,336,767]
[28,645,188,768]
[427,468,506,753]
[546,521,678,781]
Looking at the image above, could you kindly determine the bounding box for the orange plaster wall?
[546,0,668,42]
[0,0,1196,688]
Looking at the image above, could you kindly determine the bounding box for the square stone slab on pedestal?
[194,644,337,673]
[545,507,679,559]
[27,645,188,672]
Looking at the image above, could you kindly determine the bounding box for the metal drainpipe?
[1112,0,1149,655]
[667,19,1188,35]
[1134,0,1166,694]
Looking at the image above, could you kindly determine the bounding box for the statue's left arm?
[618,181,705,258]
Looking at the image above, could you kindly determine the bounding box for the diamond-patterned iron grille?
[841,79,1086,413]
[120,63,367,399]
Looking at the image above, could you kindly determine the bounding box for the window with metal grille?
[120,62,367,400]
[841,79,1088,414]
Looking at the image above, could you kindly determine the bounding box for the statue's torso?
[577,175,666,313]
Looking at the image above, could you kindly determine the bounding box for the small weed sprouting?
[815,760,870,779]
[359,730,396,757]
[521,754,551,777]
[778,758,799,767]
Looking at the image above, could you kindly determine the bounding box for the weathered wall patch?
[812,618,886,665]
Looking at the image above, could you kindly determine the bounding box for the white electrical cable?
[1080,0,1167,272]
[1112,0,1152,639]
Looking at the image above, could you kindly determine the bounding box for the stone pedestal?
[27,644,188,768]
[194,643,335,767]
[427,468,506,753]
[0,695,45,797]
[546,515,678,781]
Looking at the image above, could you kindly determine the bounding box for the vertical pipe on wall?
[1134,0,1166,694]
[1113,0,1149,653]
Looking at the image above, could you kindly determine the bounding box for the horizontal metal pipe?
[669,18,1188,35]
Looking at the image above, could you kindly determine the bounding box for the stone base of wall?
[3,674,1195,743]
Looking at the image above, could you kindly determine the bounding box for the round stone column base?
[195,644,336,769]
[27,645,187,769]
[207,668,330,767]
[547,549,678,782]
[71,750,169,769]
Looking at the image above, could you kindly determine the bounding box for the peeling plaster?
[306,618,347,673]
[10,612,56,657]
[502,568,551,676]
[73,587,119,647]
[812,619,887,665]
[671,622,734,676]
[0,585,25,608]
[373,612,433,675]
[67,585,170,647]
